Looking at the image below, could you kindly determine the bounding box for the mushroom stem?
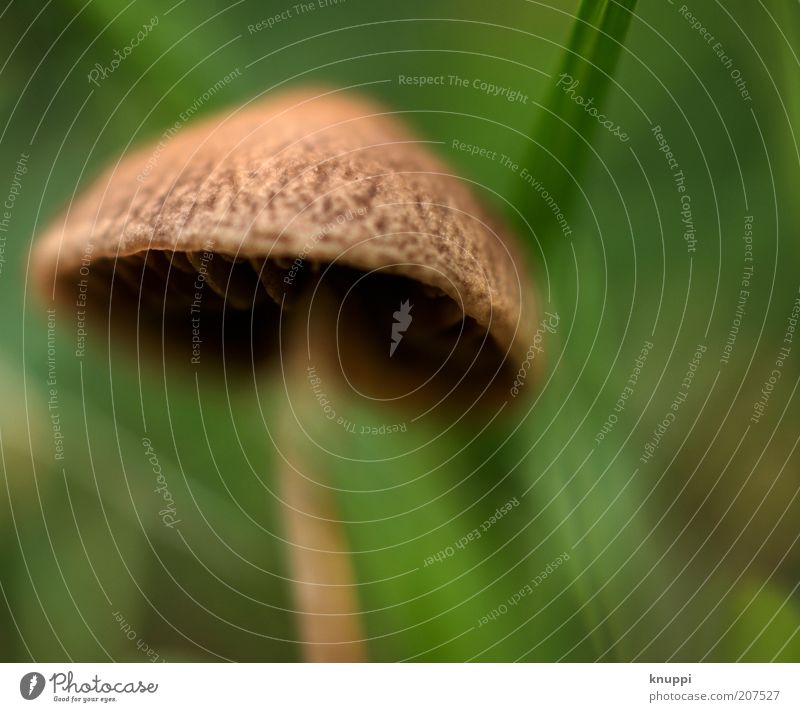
[277,290,367,662]
[277,443,367,662]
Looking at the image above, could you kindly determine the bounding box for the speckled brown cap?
[33,87,538,407]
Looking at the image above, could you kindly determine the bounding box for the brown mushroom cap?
[33,87,538,408]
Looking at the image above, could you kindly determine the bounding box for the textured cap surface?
[33,87,537,404]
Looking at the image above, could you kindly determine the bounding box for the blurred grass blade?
[521,0,636,240]
[775,2,800,143]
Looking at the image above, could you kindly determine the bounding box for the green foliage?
[519,0,637,244]
[1,0,799,662]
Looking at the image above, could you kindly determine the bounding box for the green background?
[1,0,799,661]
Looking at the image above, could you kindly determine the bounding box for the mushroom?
[32,87,538,661]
